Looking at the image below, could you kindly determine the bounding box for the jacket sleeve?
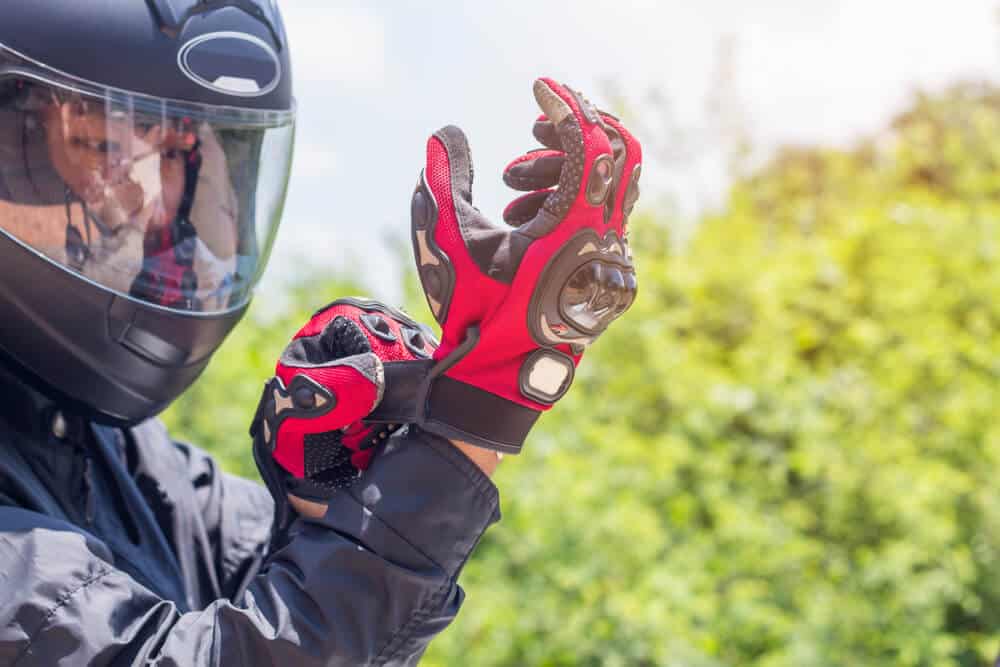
[172,435,276,599]
[0,428,500,666]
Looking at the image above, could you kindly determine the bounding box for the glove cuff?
[422,375,540,454]
[366,332,543,453]
[368,363,541,453]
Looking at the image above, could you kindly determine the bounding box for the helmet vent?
[177,31,282,98]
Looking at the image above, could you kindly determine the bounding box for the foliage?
[165,83,1000,665]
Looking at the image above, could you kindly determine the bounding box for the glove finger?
[503,149,565,192]
[269,352,385,478]
[300,298,438,362]
[280,313,372,374]
[298,420,394,494]
[597,121,627,225]
[503,189,552,226]
[531,78,613,227]
[410,125,475,325]
[284,417,400,499]
[598,112,643,229]
[532,117,563,151]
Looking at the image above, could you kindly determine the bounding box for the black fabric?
[303,430,356,489]
[541,117,585,222]
[368,359,436,424]
[503,153,565,192]
[503,190,552,226]
[424,375,541,454]
[287,422,402,503]
[532,119,562,151]
[0,365,500,665]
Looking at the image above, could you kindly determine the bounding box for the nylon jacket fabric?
[0,383,499,666]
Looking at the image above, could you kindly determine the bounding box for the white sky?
[266,0,1000,299]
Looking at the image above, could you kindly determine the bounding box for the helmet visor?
[0,53,294,314]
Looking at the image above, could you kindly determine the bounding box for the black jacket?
[0,370,500,666]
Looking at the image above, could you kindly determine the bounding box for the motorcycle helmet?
[0,0,295,423]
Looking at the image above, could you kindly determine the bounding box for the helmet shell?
[0,0,294,424]
[0,0,292,111]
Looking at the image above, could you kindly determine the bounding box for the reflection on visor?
[0,68,294,313]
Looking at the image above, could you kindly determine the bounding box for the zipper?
[83,454,96,525]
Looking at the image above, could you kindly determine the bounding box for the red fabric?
[271,363,379,478]
[341,421,377,470]
[424,137,510,360]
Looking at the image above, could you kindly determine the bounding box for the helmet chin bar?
[528,227,637,349]
[0,230,247,425]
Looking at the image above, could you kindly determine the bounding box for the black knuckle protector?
[528,229,638,348]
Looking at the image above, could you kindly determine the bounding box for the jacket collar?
[0,359,89,446]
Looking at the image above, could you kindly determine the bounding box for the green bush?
[165,83,1000,665]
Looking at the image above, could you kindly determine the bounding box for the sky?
[267,0,1000,299]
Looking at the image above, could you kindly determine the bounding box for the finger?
[531,78,612,225]
[598,122,627,224]
[503,149,564,191]
[532,117,562,151]
[277,354,383,414]
[503,189,552,226]
[603,122,627,182]
[296,299,436,363]
[598,113,643,228]
[426,124,474,207]
[533,78,596,129]
[411,125,474,324]
[267,355,384,478]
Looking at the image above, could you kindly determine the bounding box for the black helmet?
[0,1,295,424]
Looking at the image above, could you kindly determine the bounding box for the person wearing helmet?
[0,1,642,665]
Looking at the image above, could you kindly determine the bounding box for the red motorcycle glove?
[407,78,642,453]
[251,297,437,529]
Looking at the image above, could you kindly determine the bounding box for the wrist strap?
[422,375,539,454]
[367,328,541,453]
[367,359,435,423]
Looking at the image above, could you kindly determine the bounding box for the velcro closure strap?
[366,359,435,424]
[422,376,540,454]
[367,361,540,454]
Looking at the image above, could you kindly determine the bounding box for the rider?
[0,1,641,664]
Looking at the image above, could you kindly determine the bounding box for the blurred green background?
[164,83,1000,665]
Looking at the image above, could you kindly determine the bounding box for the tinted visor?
[0,54,294,313]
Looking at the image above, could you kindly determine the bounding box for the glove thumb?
[411,125,476,324]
